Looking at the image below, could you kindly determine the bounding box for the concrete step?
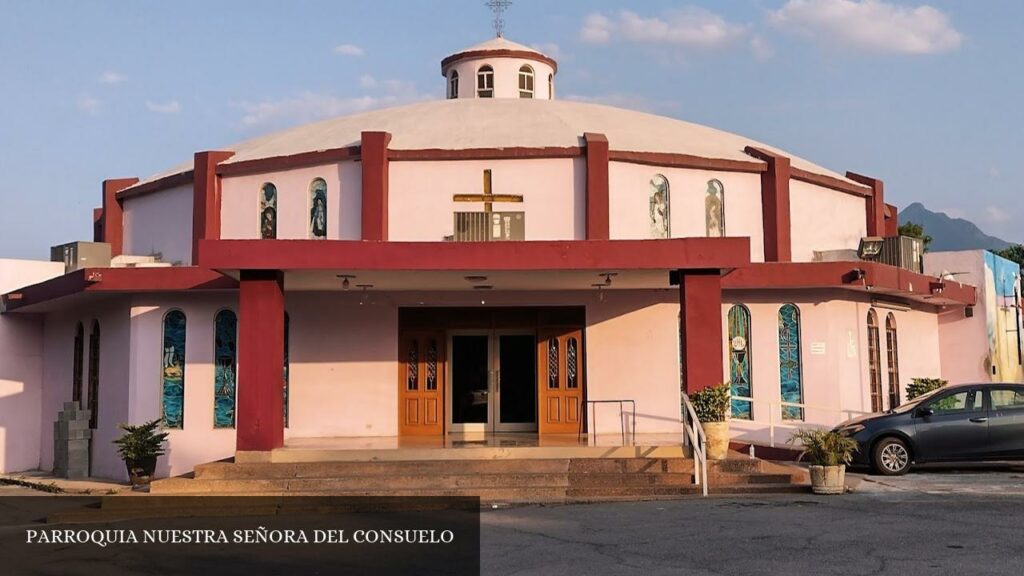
[710,473,795,485]
[708,458,764,474]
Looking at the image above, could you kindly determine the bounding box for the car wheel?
[873,437,911,476]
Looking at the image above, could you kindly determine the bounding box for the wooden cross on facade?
[453,169,523,213]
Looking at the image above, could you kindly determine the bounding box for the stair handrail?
[681,392,709,497]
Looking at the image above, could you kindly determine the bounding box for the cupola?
[440,37,557,100]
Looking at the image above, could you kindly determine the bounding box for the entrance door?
[537,327,584,434]
[449,333,491,433]
[495,332,537,432]
[399,332,445,436]
[448,331,538,433]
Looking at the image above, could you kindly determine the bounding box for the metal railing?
[729,396,872,448]
[681,392,709,497]
[577,399,636,446]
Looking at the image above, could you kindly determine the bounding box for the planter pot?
[124,456,158,486]
[809,464,846,495]
[703,421,730,460]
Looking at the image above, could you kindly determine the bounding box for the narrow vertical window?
[885,313,901,409]
[518,65,534,98]
[448,70,459,99]
[309,178,328,239]
[87,320,100,429]
[213,309,238,428]
[72,322,84,404]
[548,73,554,99]
[649,175,670,239]
[566,337,578,389]
[867,309,883,412]
[407,340,419,391]
[426,339,438,391]
[547,338,560,389]
[284,312,290,428]
[259,182,278,239]
[477,65,494,98]
[728,305,753,419]
[778,304,804,421]
[161,310,187,428]
[706,179,725,237]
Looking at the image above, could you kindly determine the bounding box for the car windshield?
[890,386,950,414]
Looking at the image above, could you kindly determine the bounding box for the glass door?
[448,332,491,433]
[447,330,538,434]
[495,332,537,432]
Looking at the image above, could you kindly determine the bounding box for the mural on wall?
[983,252,1024,382]
[260,182,278,239]
[728,305,753,419]
[214,310,238,428]
[162,310,187,428]
[705,179,725,237]
[778,304,805,420]
[309,178,328,239]
[649,175,670,238]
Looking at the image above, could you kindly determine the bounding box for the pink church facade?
[0,38,987,480]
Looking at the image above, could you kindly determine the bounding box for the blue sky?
[1,0,1020,258]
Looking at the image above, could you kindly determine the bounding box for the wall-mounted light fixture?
[337,274,356,290]
[857,237,884,259]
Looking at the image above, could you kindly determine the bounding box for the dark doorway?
[451,335,489,425]
[498,334,536,425]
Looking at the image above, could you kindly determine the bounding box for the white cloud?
[146,100,181,114]
[750,36,774,61]
[99,71,127,84]
[333,44,365,57]
[769,0,962,55]
[359,74,378,89]
[77,94,100,115]
[579,8,748,50]
[986,205,1012,224]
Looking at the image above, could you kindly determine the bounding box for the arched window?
[548,73,554,99]
[778,304,804,421]
[87,320,100,429]
[309,178,328,239]
[728,305,753,419]
[161,310,187,428]
[448,70,459,99]
[284,312,291,428]
[477,65,494,98]
[213,309,238,428]
[72,322,84,405]
[518,65,534,98]
[867,309,883,412]
[885,313,901,409]
[706,179,725,237]
[259,182,278,239]
[649,175,670,238]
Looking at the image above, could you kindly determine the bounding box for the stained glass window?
[161,310,187,428]
[426,339,437,391]
[886,313,901,409]
[309,178,327,239]
[778,304,804,421]
[567,337,579,389]
[284,312,290,428]
[548,338,560,389]
[260,183,277,239]
[649,175,670,238]
[705,179,725,237]
[867,310,883,412]
[728,305,752,419]
[72,322,84,405]
[407,340,419,391]
[213,309,238,428]
[87,321,100,429]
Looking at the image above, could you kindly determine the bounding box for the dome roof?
[130,99,856,188]
[458,36,548,56]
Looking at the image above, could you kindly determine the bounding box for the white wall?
[123,183,194,265]
[789,180,867,262]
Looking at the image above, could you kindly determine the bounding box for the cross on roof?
[453,169,523,213]
[486,0,512,37]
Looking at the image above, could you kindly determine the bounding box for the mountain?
[898,202,1013,252]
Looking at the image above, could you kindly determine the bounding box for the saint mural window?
[259,182,278,240]
[448,70,459,99]
[649,174,670,239]
[213,309,238,428]
[309,178,328,239]
[867,309,883,412]
[518,65,534,98]
[162,310,187,428]
[885,313,901,409]
[72,322,84,404]
[728,305,753,419]
[477,65,494,98]
[87,321,100,429]
[778,304,804,421]
[705,179,725,237]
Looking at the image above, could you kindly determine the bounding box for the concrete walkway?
[0,470,132,496]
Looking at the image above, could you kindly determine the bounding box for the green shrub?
[690,383,731,423]
[906,378,947,400]
[112,420,169,461]
[788,428,859,466]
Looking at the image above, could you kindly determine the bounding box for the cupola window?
[548,73,554,99]
[518,65,534,98]
[477,65,494,98]
[448,70,459,99]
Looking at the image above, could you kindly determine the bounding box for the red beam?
[236,270,285,452]
[680,271,725,393]
[361,131,391,241]
[584,133,610,240]
[192,151,236,264]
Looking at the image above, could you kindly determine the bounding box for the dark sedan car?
[834,382,1024,475]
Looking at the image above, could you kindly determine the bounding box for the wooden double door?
[398,323,583,436]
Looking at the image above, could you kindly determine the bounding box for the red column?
[101,178,139,257]
[679,270,724,394]
[584,132,610,240]
[361,131,391,241]
[192,151,235,264]
[884,203,899,237]
[236,270,285,453]
[744,146,791,262]
[847,172,885,237]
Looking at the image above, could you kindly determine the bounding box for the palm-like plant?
[789,428,858,467]
[112,420,169,461]
[691,383,731,423]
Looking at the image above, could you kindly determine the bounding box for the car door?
[984,386,1024,458]
[913,388,988,462]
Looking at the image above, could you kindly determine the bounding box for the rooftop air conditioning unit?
[50,241,112,273]
[453,212,525,242]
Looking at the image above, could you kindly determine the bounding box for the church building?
[0,36,990,479]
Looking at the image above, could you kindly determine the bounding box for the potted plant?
[691,383,731,460]
[789,428,858,495]
[112,419,169,486]
[906,377,947,400]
